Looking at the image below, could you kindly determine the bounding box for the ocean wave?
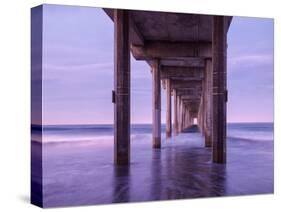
[40,134,153,143]
[227,136,273,142]
[31,123,273,144]
[42,135,114,143]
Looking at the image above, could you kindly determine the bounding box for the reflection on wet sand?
[112,166,131,203]
[38,127,273,207]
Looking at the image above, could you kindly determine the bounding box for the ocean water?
[31,123,274,207]
[32,122,274,143]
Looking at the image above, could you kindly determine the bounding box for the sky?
[39,4,274,125]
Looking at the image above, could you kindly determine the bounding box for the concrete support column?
[187,110,191,127]
[181,104,184,131]
[176,95,181,133]
[186,109,190,127]
[152,59,161,148]
[185,108,188,128]
[173,90,178,135]
[183,104,185,129]
[212,16,227,163]
[114,9,130,165]
[183,107,186,129]
[186,108,190,127]
[204,59,213,147]
[177,96,181,133]
[198,99,203,132]
[166,79,172,138]
[201,76,206,135]
[179,99,183,132]
[182,106,186,130]
[178,99,181,132]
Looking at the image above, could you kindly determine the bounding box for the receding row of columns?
[113,9,227,165]
[169,90,194,136]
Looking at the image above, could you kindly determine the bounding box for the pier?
[104,9,232,165]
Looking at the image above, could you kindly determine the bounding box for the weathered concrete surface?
[166,79,172,138]
[212,16,228,163]
[173,89,178,135]
[204,59,213,147]
[130,11,213,42]
[161,66,203,80]
[131,41,212,60]
[152,60,161,148]
[113,10,131,165]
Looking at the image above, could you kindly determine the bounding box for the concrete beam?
[168,77,203,81]
[171,80,202,89]
[161,66,203,79]
[180,95,201,100]
[162,66,203,73]
[176,89,202,96]
[129,15,145,45]
[131,41,212,60]
[181,99,201,109]
[183,100,200,108]
[176,87,202,91]
[113,10,131,165]
[160,58,205,67]
[189,111,198,118]
[104,8,144,45]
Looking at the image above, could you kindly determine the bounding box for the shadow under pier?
[181,125,199,133]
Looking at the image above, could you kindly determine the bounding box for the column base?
[212,150,226,164]
[153,137,161,148]
[205,135,212,147]
[114,153,129,165]
[166,131,171,138]
[212,157,226,164]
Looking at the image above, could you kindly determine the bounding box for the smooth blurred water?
[32,122,273,143]
[227,123,273,141]
[31,123,274,207]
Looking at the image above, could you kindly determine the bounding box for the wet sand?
[35,128,273,207]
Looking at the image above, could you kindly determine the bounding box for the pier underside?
[104,9,232,165]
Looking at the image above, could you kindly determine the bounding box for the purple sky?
[41,4,274,125]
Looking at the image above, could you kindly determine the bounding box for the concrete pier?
[204,59,213,147]
[113,10,130,165]
[152,60,161,148]
[177,95,181,133]
[166,79,172,138]
[173,89,178,135]
[212,16,227,163]
[104,9,232,164]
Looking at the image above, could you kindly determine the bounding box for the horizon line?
[32,121,274,126]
